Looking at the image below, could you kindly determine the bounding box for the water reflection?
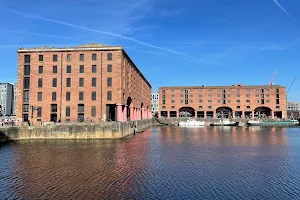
[1,127,300,199]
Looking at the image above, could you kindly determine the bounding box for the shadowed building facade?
[159,84,287,119]
[17,43,152,123]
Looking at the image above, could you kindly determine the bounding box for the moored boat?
[210,119,239,126]
[247,119,299,127]
[179,119,206,127]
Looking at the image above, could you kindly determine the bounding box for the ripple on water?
[1,127,300,199]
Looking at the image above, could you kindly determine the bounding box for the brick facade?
[159,84,287,119]
[16,44,152,123]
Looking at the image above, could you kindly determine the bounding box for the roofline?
[159,85,286,89]
[122,49,152,88]
[17,46,123,53]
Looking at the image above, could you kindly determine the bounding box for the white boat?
[179,119,206,127]
[210,119,239,126]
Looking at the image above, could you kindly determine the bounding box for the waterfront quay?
[0,119,153,142]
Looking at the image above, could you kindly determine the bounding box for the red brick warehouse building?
[159,84,287,119]
[16,43,152,123]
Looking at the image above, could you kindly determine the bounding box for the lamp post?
[30,105,38,126]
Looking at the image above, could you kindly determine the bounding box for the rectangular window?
[39,55,43,62]
[38,78,43,88]
[52,78,57,87]
[237,100,240,103]
[92,65,97,73]
[208,106,212,109]
[53,66,57,73]
[276,106,280,109]
[67,54,71,61]
[79,92,84,101]
[107,91,112,100]
[79,78,84,87]
[78,104,84,113]
[24,65,30,75]
[51,104,57,112]
[92,91,96,100]
[66,92,71,101]
[92,54,97,60]
[38,66,43,74]
[37,107,42,117]
[38,92,42,101]
[80,65,84,73]
[23,104,29,112]
[92,78,96,87]
[80,54,84,61]
[52,92,56,101]
[66,78,71,87]
[24,55,30,63]
[107,77,112,87]
[67,65,71,73]
[23,91,29,102]
[107,53,112,60]
[246,100,250,103]
[53,54,58,62]
[246,106,251,109]
[24,78,30,89]
[107,64,112,72]
[66,106,70,117]
[91,106,96,117]
[237,106,240,109]
[276,99,280,104]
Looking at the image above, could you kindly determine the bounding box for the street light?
[30,105,38,126]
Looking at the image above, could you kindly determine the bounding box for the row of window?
[25,106,98,118]
[162,105,281,109]
[170,94,273,98]
[162,88,279,93]
[24,53,113,63]
[36,77,112,88]
[24,64,113,75]
[35,91,112,102]
[165,99,277,104]
[23,91,113,103]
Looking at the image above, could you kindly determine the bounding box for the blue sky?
[0,0,299,101]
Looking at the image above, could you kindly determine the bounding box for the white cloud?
[273,0,297,20]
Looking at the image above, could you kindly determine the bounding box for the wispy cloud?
[0,29,92,43]
[273,0,297,20]
[0,7,197,60]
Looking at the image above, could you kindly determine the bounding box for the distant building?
[0,83,14,116]
[287,102,300,118]
[13,84,17,115]
[159,84,287,119]
[17,43,152,123]
[287,102,300,111]
[151,92,159,114]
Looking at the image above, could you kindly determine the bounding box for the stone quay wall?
[0,119,153,141]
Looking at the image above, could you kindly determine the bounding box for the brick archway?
[216,106,233,118]
[254,106,272,118]
[179,107,195,117]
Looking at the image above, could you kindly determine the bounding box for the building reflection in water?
[1,126,299,199]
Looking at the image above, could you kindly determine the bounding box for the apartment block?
[0,83,14,116]
[151,92,159,114]
[17,43,152,123]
